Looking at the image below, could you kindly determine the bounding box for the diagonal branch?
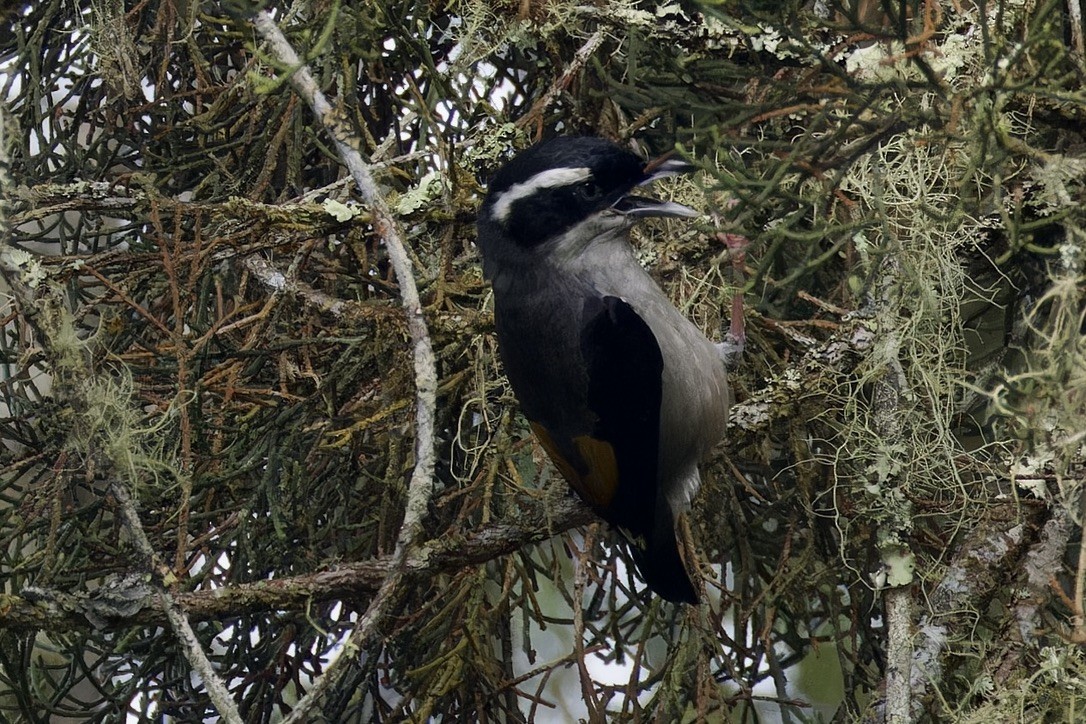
[0,258,245,724]
[249,10,439,721]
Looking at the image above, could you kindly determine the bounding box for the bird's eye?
[576,181,603,202]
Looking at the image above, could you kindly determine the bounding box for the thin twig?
[0,257,245,722]
[516,29,606,137]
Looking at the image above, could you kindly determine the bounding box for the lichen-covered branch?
[0,496,594,634]
[249,11,440,719]
[0,260,244,722]
[110,483,244,724]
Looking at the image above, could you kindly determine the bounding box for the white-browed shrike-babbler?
[477,136,737,603]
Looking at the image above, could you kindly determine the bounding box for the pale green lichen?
[883,548,917,587]
[1,247,47,288]
[322,198,361,222]
[394,171,445,216]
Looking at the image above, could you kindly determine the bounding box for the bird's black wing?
[531,295,662,533]
[579,295,663,535]
[529,294,698,603]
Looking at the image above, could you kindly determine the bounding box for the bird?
[476,136,736,604]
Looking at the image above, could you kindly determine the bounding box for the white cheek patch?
[490,166,592,224]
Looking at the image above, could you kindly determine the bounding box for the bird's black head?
[478,137,695,254]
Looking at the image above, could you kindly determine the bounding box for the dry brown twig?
[517,29,606,138]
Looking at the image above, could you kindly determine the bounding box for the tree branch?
[869,252,917,724]
[0,257,244,723]
[1,496,595,633]
[110,483,244,724]
[248,12,440,721]
[911,503,1048,712]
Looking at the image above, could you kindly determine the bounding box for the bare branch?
[0,263,244,723]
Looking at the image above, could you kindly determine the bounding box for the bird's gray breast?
[643,297,731,506]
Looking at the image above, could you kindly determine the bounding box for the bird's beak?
[613,195,700,218]
[612,155,698,218]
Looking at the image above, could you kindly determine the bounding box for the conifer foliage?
[1,0,1085,720]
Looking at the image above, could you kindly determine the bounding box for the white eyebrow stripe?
[490,166,592,223]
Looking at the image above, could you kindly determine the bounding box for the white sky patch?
[490,166,592,223]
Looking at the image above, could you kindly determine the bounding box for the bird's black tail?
[628,503,699,604]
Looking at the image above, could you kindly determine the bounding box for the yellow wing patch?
[530,422,619,507]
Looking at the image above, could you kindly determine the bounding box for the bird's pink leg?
[717,231,747,365]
